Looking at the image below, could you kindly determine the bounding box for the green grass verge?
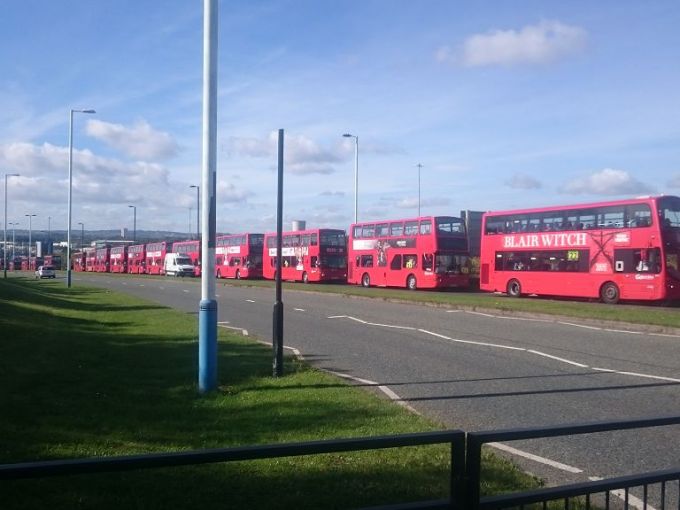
[0,277,549,509]
[70,270,680,329]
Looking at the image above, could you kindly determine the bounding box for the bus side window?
[390,255,402,270]
[422,254,433,271]
[403,255,417,269]
[311,256,318,268]
[360,255,373,267]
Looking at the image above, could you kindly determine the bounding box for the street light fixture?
[67,108,96,288]
[25,214,36,259]
[342,133,359,223]
[3,172,20,278]
[128,205,137,242]
[77,222,84,251]
[190,185,199,240]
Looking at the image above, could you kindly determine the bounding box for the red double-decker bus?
[95,247,110,273]
[44,254,62,270]
[145,242,168,275]
[348,216,470,290]
[127,244,146,274]
[172,240,201,276]
[85,249,96,272]
[215,233,264,279]
[109,246,128,273]
[263,228,347,283]
[479,196,680,303]
[71,252,86,272]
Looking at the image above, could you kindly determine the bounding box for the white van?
[163,253,195,277]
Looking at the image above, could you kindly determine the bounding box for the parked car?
[35,265,56,279]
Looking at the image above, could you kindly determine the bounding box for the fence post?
[465,434,482,509]
[450,432,466,510]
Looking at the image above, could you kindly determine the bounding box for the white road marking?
[418,328,527,351]
[527,350,589,368]
[467,311,497,318]
[557,321,602,331]
[246,299,255,303]
[446,309,462,313]
[139,284,145,287]
[604,328,642,335]
[182,289,189,293]
[592,367,680,383]
[217,321,230,324]
[489,442,582,473]
[589,476,657,510]
[293,308,306,312]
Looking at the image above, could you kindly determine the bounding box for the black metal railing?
[3,416,680,509]
[0,429,466,510]
[466,415,680,509]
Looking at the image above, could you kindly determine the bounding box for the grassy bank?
[1,277,543,509]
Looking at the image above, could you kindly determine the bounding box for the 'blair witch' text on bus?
[503,232,588,249]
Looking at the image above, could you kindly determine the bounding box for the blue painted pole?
[273,129,284,377]
[198,0,218,393]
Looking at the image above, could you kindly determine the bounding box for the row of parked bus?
[67,195,680,304]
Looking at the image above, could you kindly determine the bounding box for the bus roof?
[483,195,676,218]
[350,215,462,228]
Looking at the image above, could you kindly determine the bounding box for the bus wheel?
[362,273,370,287]
[235,270,241,280]
[600,282,620,304]
[507,279,522,297]
[302,272,309,284]
[406,275,417,290]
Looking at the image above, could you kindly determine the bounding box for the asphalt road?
[69,272,680,507]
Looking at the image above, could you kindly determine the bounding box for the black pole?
[273,128,284,377]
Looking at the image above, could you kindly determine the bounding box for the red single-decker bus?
[109,246,128,273]
[479,195,680,303]
[348,216,470,290]
[172,240,201,276]
[127,244,146,274]
[215,233,264,279]
[145,242,168,275]
[95,247,110,273]
[263,228,347,283]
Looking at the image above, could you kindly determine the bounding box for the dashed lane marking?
[294,308,306,312]
[246,299,255,303]
[589,476,657,510]
[489,442,582,473]
[527,349,589,368]
[217,324,248,336]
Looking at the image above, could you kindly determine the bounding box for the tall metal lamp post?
[190,185,200,240]
[342,133,359,223]
[8,222,18,264]
[128,205,137,242]
[25,214,36,259]
[67,108,96,288]
[3,172,20,278]
[77,222,84,250]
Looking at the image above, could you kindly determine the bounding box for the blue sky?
[1,1,680,234]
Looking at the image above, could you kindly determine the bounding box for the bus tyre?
[407,275,417,290]
[507,279,522,297]
[235,270,241,280]
[600,282,620,304]
[362,273,370,287]
[302,272,309,284]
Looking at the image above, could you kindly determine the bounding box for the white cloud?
[561,168,654,195]
[505,173,542,190]
[437,21,587,67]
[86,119,179,161]
[226,131,345,175]
[217,181,252,203]
[668,175,680,188]
[396,197,451,209]
[319,190,345,197]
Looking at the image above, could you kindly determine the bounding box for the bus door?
[614,248,660,299]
